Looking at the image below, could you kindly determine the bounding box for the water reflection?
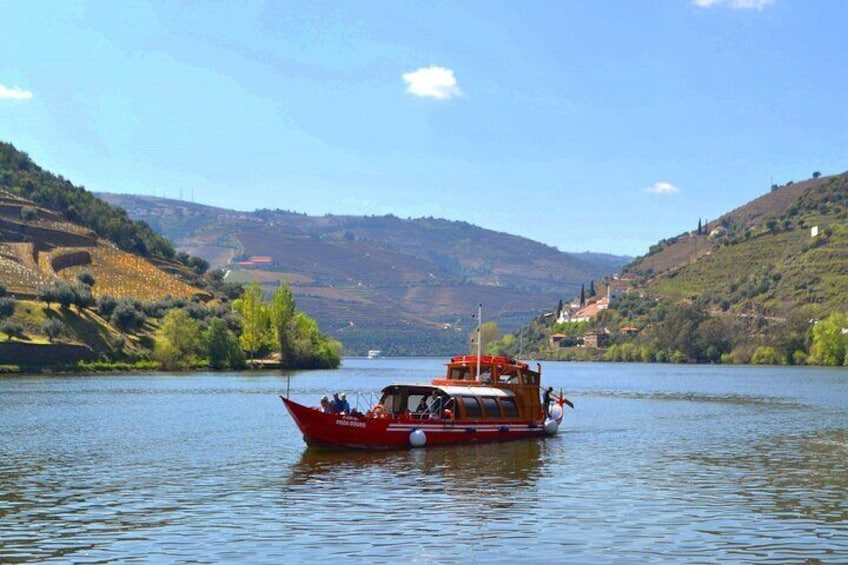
[286,439,546,496]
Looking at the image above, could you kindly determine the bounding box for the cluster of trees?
[485,289,848,366]
[233,282,341,369]
[1,273,341,371]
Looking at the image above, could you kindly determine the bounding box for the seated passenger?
[339,393,351,415]
[415,396,428,414]
[428,390,443,418]
[319,395,330,412]
[328,392,341,414]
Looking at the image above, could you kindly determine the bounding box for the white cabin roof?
[384,383,514,398]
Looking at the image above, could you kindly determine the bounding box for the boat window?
[480,397,500,418]
[500,397,519,418]
[449,366,471,380]
[408,393,430,414]
[380,393,396,413]
[521,372,539,385]
[498,368,519,384]
[460,396,482,419]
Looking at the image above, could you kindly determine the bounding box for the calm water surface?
[1,360,846,564]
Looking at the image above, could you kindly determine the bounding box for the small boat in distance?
[280,353,573,450]
[367,349,382,359]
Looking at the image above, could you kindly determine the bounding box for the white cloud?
[693,0,775,10]
[402,66,462,100]
[647,182,680,194]
[0,84,34,100]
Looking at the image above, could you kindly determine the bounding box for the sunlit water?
[1,360,846,563]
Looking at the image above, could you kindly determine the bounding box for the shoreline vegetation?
[0,280,341,374]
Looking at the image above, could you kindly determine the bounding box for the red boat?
[280,354,573,450]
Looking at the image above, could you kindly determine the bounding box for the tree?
[153,308,201,370]
[77,270,95,287]
[20,206,38,222]
[203,318,246,369]
[72,283,95,312]
[41,318,65,342]
[0,321,24,341]
[0,297,15,320]
[809,312,848,366]
[588,280,596,298]
[470,321,501,355]
[110,300,147,333]
[233,281,270,362]
[269,282,297,366]
[813,171,822,179]
[287,312,341,369]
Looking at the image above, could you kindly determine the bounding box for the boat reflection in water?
[285,439,549,506]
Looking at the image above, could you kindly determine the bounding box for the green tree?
[269,282,297,367]
[111,300,147,333]
[0,297,15,320]
[0,321,24,341]
[288,312,341,369]
[153,308,201,370]
[41,318,65,342]
[809,312,848,366]
[470,321,501,354]
[233,281,270,362]
[203,317,246,370]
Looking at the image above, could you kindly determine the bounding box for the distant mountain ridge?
[98,193,631,354]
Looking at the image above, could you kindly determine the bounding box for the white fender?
[409,428,427,447]
[543,418,559,436]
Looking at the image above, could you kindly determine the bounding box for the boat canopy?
[381,384,514,398]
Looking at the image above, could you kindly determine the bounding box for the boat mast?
[476,303,482,381]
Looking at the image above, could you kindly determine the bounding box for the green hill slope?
[498,171,848,365]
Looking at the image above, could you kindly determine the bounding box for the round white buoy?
[409,428,427,447]
[543,418,559,436]
[549,403,564,421]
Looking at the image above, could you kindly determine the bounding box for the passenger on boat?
[415,396,429,415]
[319,395,330,413]
[543,387,554,418]
[339,393,351,415]
[328,392,341,414]
[428,390,443,419]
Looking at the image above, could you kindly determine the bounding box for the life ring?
[367,403,389,419]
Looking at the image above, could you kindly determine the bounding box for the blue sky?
[2,1,847,257]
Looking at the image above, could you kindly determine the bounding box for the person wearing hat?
[339,393,351,415]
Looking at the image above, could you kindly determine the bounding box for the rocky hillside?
[98,193,630,354]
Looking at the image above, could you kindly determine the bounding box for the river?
[1,359,846,563]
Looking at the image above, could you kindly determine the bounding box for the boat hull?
[282,397,550,450]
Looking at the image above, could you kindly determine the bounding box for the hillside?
[627,172,848,318]
[97,193,630,354]
[504,170,848,365]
